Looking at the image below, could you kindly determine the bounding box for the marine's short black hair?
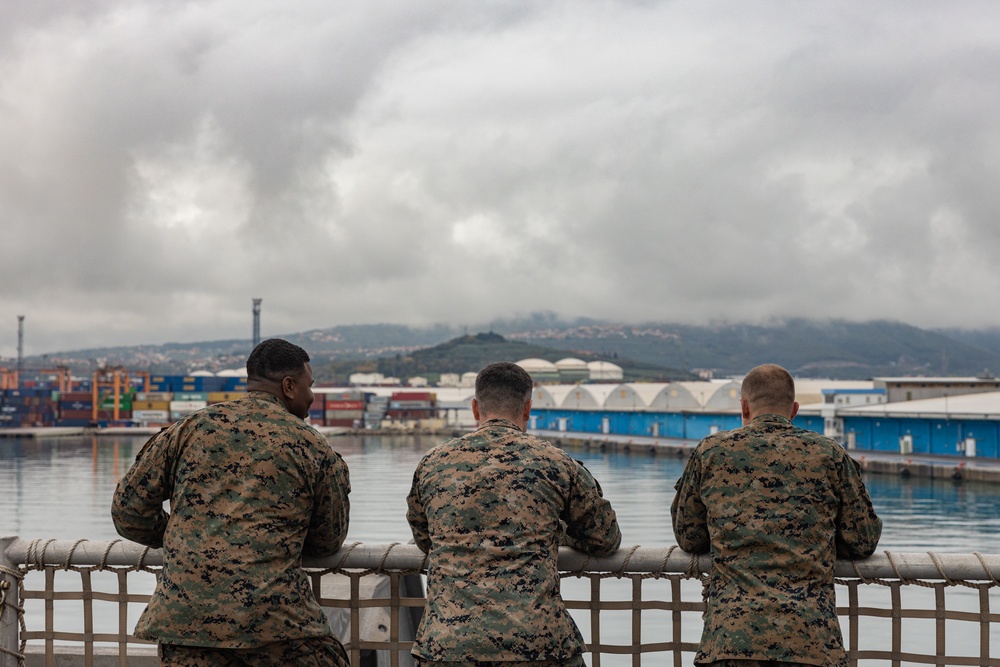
[475,361,534,418]
[246,338,310,382]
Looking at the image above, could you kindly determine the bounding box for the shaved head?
[741,363,796,415]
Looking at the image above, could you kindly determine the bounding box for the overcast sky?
[3,1,1000,357]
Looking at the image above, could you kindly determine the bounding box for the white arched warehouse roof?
[604,383,669,410]
[188,370,215,376]
[532,384,577,408]
[217,368,248,377]
[555,358,588,370]
[562,384,618,409]
[587,361,623,380]
[646,383,703,412]
[678,381,741,412]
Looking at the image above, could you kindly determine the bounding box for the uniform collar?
[477,417,524,433]
[751,413,793,425]
[246,390,285,408]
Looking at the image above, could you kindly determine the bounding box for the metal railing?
[2,537,999,666]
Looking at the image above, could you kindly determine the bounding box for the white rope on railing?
[5,539,1000,582]
[4,536,1000,667]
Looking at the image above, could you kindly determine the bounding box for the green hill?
[313,332,694,384]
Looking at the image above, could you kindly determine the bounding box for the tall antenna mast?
[16,315,24,389]
[252,298,262,349]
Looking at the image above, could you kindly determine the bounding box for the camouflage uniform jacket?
[111,390,351,648]
[671,414,882,666]
[406,418,621,662]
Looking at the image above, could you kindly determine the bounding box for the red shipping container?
[391,392,434,401]
[325,418,357,427]
[325,400,365,410]
[310,395,326,409]
[59,409,93,420]
[62,392,95,402]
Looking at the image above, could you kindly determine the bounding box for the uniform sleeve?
[405,462,432,553]
[834,455,882,559]
[111,426,177,548]
[561,460,621,557]
[303,448,352,558]
[671,450,711,554]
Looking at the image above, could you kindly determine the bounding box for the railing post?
[0,536,21,667]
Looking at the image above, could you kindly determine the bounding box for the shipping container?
[324,390,367,401]
[55,418,91,427]
[133,410,170,422]
[207,392,244,403]
[391,392,435,401]
[326,409,365,419]
[61,392,94,402]
[170,400,208,412]
[136,392,173,402]
[61,410,89,421]
[60,401,93,411]
[133,400,170,411]
[390,400,433,408]
[326,400,365,411]
[325,418,357,428]
[173,392,209,402]
[222,378,247,391]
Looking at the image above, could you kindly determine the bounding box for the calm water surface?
[2,432,999,662]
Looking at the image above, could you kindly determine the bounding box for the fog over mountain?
[4,3,1000,357]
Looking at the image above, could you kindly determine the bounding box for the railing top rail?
[3,537,1000,582]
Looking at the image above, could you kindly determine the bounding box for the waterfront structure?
[8,373,1000,461]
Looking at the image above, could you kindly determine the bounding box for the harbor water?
[2,432,1000,662]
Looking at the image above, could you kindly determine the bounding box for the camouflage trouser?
[158,636,349,667]
[415,656,587,667]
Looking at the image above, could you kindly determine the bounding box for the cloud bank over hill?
[3,2,1000,356]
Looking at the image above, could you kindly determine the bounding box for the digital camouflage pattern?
[158,635,349,666]
[671,414,882,666]
[407,418,621,662]
[112,391,351,656]
[415,657,586,667]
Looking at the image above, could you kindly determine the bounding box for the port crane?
[0,366,75,392]
[91,367,150,422]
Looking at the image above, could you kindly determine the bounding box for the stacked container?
[386,392,437,421]
[57,391,96,426]
[308,393,326,426]
[133,391,173,426]
[0,389,57,427]
[325,390,368,428]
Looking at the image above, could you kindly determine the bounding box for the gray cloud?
[3,1,1000,357]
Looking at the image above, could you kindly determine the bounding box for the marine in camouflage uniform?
[112,339,351,667]
[671,364,882,667]
[407,362,621,666]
